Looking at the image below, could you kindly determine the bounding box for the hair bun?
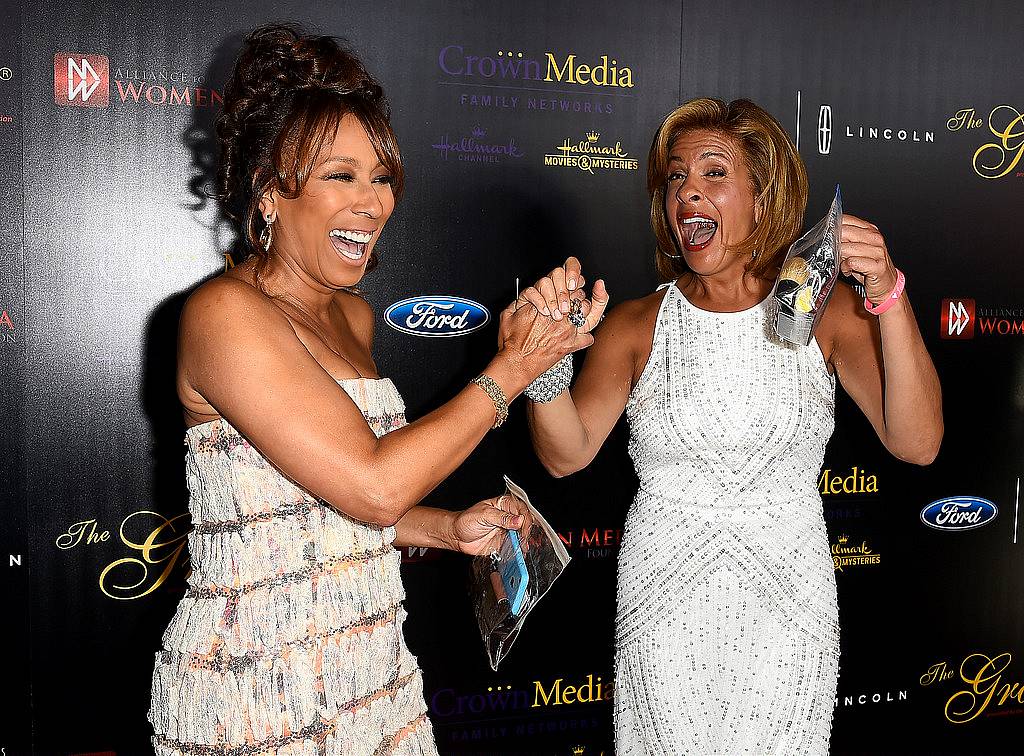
[215,22,403,270]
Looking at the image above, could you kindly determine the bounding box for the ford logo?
[384,296,490,338]
[920,496,999,531]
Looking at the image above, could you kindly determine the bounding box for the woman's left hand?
[451,494,533,556]
[839,214,900,305]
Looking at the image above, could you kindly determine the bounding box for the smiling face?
[260,113,396,290]
[665,129,760,277]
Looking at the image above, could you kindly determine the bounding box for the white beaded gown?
[614,282,840,755]
[149,378,437,756]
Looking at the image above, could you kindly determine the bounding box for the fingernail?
[561,301,570,313]
[568,278,577,290]
[553,310,562,320]
[543,307,551,316]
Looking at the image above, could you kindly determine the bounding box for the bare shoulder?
[587,287,667,385]
[180,275,288,337]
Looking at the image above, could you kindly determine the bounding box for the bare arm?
[394,497,531,554]
[527,295,653,477]
[179,278,586,527]
[823,215,943,464]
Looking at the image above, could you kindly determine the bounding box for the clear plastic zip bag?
[770,185,843,346]
[470,476,571,671]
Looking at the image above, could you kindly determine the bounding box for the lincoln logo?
[384,296,490,337]
[818,105,833,155]
[940,298,975,339]
[54,53,109,107]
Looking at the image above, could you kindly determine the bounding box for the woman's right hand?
[495,258,608,380]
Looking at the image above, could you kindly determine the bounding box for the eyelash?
[325,172,395,185]
[667,169,726,182]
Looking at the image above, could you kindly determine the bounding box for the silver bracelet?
[524,354,573,403]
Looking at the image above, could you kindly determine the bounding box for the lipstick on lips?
[678,211,719,252]
[329,228,374,261]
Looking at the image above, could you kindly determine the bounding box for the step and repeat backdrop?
[1,0,1022,753]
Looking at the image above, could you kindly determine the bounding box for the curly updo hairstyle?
[216,23,404,275]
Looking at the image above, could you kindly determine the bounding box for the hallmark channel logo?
[920,496,998,532]
[55,51,222,109]
[946,105,1023,179]
[438,46,633,116]
[831,533,881,572]
[54,53,109,107]
[384,296,490,337]
[920,652,1024,723]
[806,100,935,154]
[544,131,638,174]
[431,125,524,164]
[941,298,1024,338]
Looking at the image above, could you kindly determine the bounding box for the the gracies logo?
[921,652,1024,723]
[384,296,490,337]
[56,511,190,599]
[947,105,1024,179]
[54,53,109,107]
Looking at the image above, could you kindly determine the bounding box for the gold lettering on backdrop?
[972,105,1024,179]
[946,108,984,131]
[98,510,190,600]
[932,652,1024,723]
[55,519,111,549]
[920,660,956,686]
[532,674,614,707]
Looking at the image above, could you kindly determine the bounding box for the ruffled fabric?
[149,379,438,755]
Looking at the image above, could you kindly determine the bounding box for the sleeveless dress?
[149,378,437,756]
[614,283,840,755]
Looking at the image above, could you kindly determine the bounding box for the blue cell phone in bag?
[499,530,529,616]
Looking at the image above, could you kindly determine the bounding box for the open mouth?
[329,228,373,261]
[679,213,718,252]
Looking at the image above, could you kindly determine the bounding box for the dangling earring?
[751,249,760,260]
[659,246,683,259]
[259,214,274,252]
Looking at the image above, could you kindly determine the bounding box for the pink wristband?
[863,269,905,315]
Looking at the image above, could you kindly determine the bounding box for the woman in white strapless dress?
[148,24,599,755]
[523,98,942,754]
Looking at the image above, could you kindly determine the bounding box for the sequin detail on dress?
[614,284,840,755]
[149,378,438,756]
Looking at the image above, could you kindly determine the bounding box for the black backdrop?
[2,1,1023,753]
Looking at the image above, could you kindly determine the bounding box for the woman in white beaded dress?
[522,98,942,754]
[148,25,597,755]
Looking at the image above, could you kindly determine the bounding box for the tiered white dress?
[614,283,840,755]
[149,378,437,756]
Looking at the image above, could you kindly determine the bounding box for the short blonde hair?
[647,98,808,281]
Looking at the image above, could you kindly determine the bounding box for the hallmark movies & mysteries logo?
[544,131,638,174]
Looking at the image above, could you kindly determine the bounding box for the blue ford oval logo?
[384,296,490,338]
[920,496,999,531]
